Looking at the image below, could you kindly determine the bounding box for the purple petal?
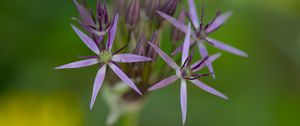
[148,75,179,91]
[73,0,95,26]
[71,25,100,54]
[192,53,222,72]
[171,44,183,55]
[55,59,98,69]
[106,13,119,51]
[180,79,187,125]
[197,41,216,79]
[147,42,179,70]
[205,37,248,57]
[171,39,196,56]
[188,0,200,29]
[156,11,188,33]
[108,62,142,95]
[190,79,228,99]
[90,65,107,109]
[205,11,232,33]
[182,23,191,66]
[112,54,152,63]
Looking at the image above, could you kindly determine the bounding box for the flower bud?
[146,31,159,60]
[145,0,161,19]
[172,10,186,41]
[160,0,178,16]
[73,0,95,27]
[126,0,140,29]
[134,34,146,56]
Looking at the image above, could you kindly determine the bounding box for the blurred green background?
[0,0,300,126]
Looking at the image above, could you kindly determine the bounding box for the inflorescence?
[56,0,247,125]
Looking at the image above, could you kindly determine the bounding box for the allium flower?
[157,0,248,79]
[148,24,227,125]
[55,14,151,109]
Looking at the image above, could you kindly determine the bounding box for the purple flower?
[156,0,248,79]
[55,14,151,109]
[148,24,227,125]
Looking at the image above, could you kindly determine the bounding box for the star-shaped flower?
[148,24,227,125]
[55,14,151,109]
[157,0,248,79]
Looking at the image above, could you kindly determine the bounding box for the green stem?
[119,110,141,126]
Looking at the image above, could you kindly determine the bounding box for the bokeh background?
[0,0,300,126]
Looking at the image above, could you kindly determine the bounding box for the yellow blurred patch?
[0,91,83,126]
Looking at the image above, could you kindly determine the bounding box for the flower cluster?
[56,0,247,125]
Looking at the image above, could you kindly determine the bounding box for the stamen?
[188,73,210,80]
[191,56,209,70]
[113,44,128,55]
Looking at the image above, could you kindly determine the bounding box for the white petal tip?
[212,74,216,80]
[89,104,94,110]
[221,95,229,100]
[242,53,249,58]
[137,91,143,96]
[214,53,222,58]
[54,67,62,70]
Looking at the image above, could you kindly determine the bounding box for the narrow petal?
[188,0,200,29]
[205,37,248,57]
[156,11,188,33]
[71,25,100,54]
[171,39,196,56]
[192,53,222,72]
[148,75,179,91]
[108,62,142,95]
[106,13,119,51]
[190,79,228,99]
[182,23,191,66]
[148,42,179,70]
[112,54,151,63]
[205,11,232,33]
[171,44,183,55]
[180,79,187,125]
[197,41,216,79]
[73,0,95,26]
[55,59,98,69]
[90,65,107,109]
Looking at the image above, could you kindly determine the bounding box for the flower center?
[99,51,112,64]
[181,66,192,79]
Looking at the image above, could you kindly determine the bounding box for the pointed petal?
[55,59,98,69]
[156,11,188,33]
[106,13,119,51]
[190,79,228,99]
[197,41,216,79]
[192,53,222,72]
[71,25,100,54]
[112,54,152,63]
[108,62,142,95]
[188,0,200,29]
[171,44,183,55]
[171,39,196,56]
[147,42,179,70]
[148,75,179,91]
[182,24,191,66]
[180,79,187,125]
[205,37,248,57]
[205,11,232,33]
[90,65,107,109]
[73,0,95,26]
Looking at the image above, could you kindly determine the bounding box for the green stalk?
[119,109,141,126]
